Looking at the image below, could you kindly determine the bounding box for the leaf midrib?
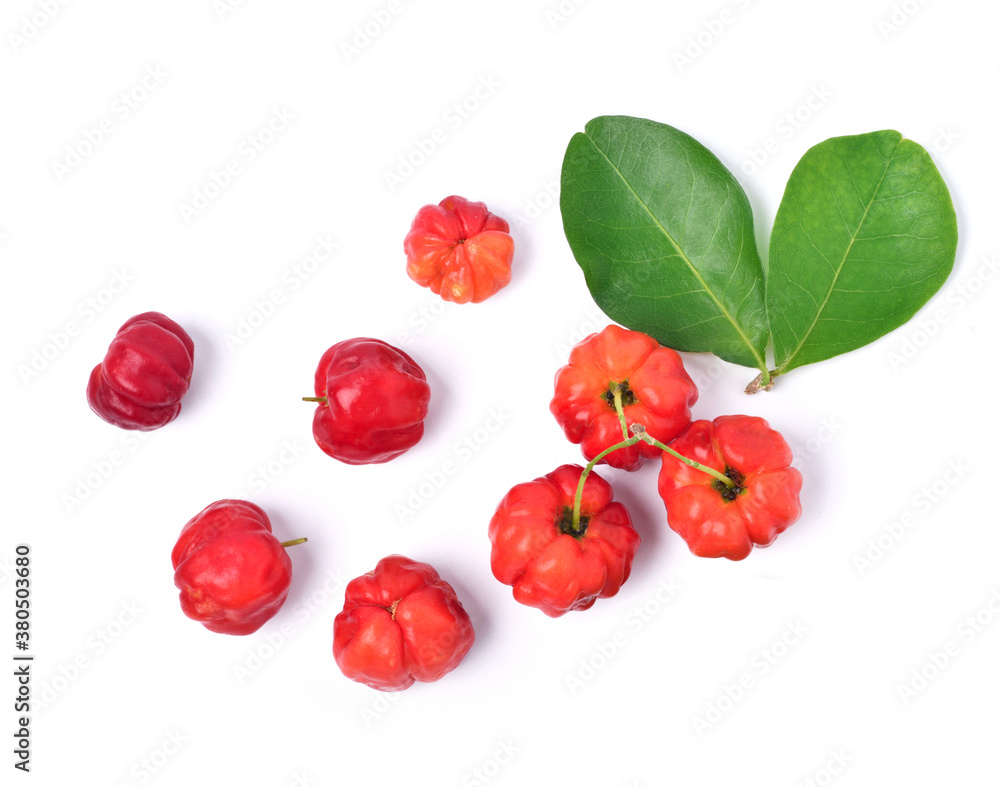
[776,138,902,372]
[582,130,765,370]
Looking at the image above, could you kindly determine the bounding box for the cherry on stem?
[568,386,735,533]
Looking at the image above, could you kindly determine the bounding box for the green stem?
[612,385,629,441]
[570,385,736,531]
[610,380,732,486]
[570,435,640,533]
[281,538,308,548]
[302,396,327,404]
[631,426,734,488]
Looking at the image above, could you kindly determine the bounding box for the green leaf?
[767,130,958,375]
[560,116,769,371]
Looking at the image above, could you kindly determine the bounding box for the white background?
[3,0,998,784]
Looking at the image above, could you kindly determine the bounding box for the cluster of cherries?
[492,324,803,619]
[85,195,802,693]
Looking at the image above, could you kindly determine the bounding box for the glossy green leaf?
[560,116,769,371]
[767,130,958,375]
